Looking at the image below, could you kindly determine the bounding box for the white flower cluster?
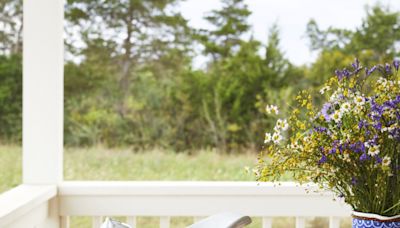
[377,77,395,92]
[288,141,303,152]
[264,119,289,144]
[265,105,279,114]
[328,92,367,123]
[329,88,343,102]
[319,85,331,94]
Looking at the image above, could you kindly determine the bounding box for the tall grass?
[64,147,257,181]
[0,145,350,227]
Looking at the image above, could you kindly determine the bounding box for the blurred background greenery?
[2,0,393,226]
[0,0,399,152]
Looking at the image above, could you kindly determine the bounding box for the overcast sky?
[180,0,400,67]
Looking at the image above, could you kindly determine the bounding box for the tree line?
[0,0,399,152]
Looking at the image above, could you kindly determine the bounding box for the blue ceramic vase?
[352,212,400,228]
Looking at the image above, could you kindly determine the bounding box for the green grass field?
[0,145,350,227]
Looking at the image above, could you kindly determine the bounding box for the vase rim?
[353,211,400,222]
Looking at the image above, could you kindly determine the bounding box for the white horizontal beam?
[59,181,332,196]
[0,185,57,227]
[58,181,352,217]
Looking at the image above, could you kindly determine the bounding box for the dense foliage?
[0,1,399,152]
[258,59,400,216]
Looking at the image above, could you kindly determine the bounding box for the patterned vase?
[352,211,400,228]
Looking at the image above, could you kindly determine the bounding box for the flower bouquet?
[257,59,400,227]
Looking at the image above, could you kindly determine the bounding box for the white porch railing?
[0,185,57,228]
[0,181,352,228]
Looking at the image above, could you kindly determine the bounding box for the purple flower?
[384,99,398,109]
[359,153,368,161]
[395,95,400,103]
[373,122,382,131]
[370,100,384,114]
[352,59,360,69]
[338,143,348,153]
[318,154,327,165]
[351,177,358,186]
[365,66,377,76]
[375,155,382,164]
[358,120,367,129]
[349,141,365,153]
[385,63,392,74]
[393,59,400,71]
[314,126,328,133]
[321,103,332,121]
[343,69,351,77]
[335,68,352,80]
[352,58,362,74]
[335,70,344,80]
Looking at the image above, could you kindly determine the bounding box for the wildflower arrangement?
[257,59,400,216]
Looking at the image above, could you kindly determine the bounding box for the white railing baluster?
[61,216,70,228]
[92,216,103,228]
[295,217,306,228]
[262,217,272,228]
[127,216,137,228]
[160,216,170,228]
[329,216,340,228]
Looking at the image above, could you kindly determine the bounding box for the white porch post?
[23,0,64,184]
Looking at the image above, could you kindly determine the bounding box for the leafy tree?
[195,0,251,60]
[64,0,194,147]
[0,0,22,55]
[0,54,21,142]
[348,6,400,62]
[306,5,400,86]
[65,0,191,117]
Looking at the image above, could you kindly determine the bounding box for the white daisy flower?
[367,145,380,156]
[281,119,289,131]
[265,105,279,114]
[264,133,272,143]
[354,95,365,106]
[354,105,363,114]
[340,102,351,113]
[331,110,343,123]
[319,85,331,94]
[382,156,391,166]
[272,132,283,144]
[275,119,289,131]
[382,156,391,167]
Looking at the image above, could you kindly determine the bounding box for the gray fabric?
[187,212,252,228]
